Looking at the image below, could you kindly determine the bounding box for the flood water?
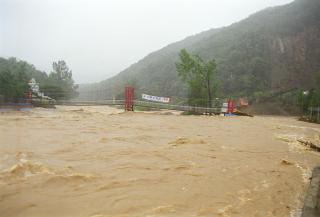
[0,106,320,217]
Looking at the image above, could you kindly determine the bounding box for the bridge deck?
[58,100,222,114]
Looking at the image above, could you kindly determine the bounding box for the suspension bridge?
[2,86,242,114]
[55,86,229,114]
[57,99,223,114]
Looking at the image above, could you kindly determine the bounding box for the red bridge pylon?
[227,99,235,114]
[125,86,134,111]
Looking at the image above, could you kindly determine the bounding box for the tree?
[51,60,73,81]
[0,58,29,102]
[309,73,320,108]
[0,58,78,102]
[176,49,218,109]
[42,60,78,100]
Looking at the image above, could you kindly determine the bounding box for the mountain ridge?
[79,0,320,101]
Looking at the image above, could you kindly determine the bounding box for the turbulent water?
[0,106,320,217]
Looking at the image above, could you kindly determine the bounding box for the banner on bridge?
[142,94,170,103]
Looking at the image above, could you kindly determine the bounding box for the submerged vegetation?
[0,58,78,102]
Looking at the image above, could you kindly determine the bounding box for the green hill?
[79,0,320,102]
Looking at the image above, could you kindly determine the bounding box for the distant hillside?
[79,0,320,101]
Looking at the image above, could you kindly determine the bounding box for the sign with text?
[142,94,170,103]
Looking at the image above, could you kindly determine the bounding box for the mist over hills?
[79,0,320,101]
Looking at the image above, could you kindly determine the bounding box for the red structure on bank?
[27,90,32,104]
[125,86,134,111]
[227,99,235,113]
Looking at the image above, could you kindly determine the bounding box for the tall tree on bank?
[0,58,30,102]
[176,49,218,108]
[42,60,78,100]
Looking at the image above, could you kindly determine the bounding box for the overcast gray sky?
[0,0,294,84]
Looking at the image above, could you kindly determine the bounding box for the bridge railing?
[57,99,222,114]
[57,100,125,106]
[133,100,221,114]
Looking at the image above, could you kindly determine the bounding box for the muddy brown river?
[0,106,320,217]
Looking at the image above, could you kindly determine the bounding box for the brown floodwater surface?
[0,106,320,217]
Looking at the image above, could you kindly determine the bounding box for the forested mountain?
[79,0,320,102]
